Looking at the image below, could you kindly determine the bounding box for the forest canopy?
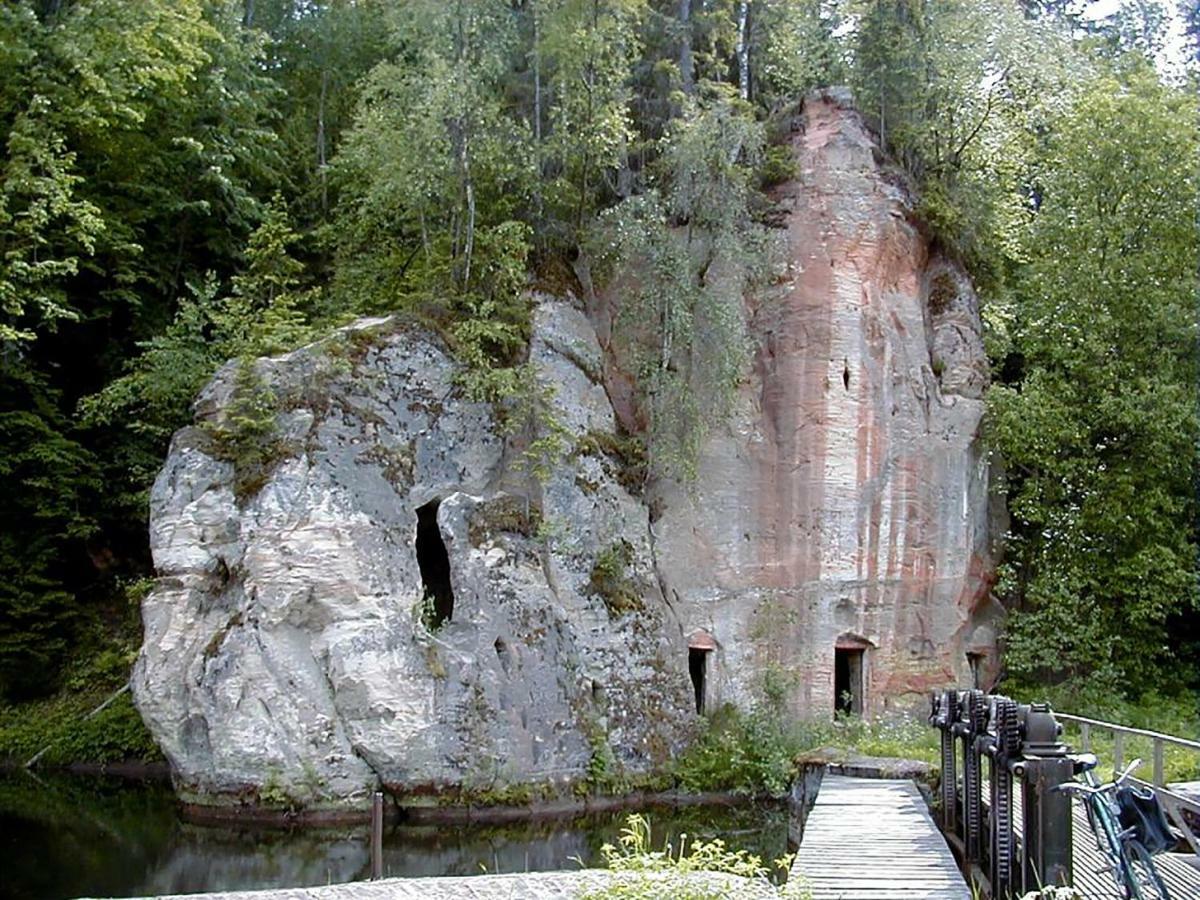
[0,0,1197,706]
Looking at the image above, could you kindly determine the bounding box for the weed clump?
[579,813,807,900]
[588,541,643,617]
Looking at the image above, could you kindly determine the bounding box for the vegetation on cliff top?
[0,0,1197,727]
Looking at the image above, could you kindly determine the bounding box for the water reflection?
[0,772,787,899]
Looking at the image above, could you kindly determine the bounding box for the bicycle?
[1054,754,1176,900]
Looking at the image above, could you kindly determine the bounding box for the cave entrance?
[688,630,716,715]
[834,634,872,717]
[967,651,985,690]
[834,648,862,716]
[415,499,453,628]
[689,650,709,714]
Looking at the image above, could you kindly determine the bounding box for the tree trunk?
[532,5,544,218]
[243,0,256,28]
[736,0,750,101]
[317,68,329,216]
[679,0,694,94]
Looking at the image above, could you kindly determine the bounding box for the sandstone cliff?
[133,90,1001,808]
[649,89,1002,719]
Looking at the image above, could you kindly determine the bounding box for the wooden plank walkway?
[792,776,972,899]
[1007,787,1200,897]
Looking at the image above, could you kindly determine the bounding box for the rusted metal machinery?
[930,690,1074,898]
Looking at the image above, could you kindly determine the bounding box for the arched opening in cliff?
[415,499,454,628]
[688,630,717,715]
[966,651,984,690]
[834,634,870,717]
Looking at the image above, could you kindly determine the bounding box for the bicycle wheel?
[1123,839,1171,900]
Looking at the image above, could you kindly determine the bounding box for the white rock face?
[134,301,692,809]
[651,90,1003,718]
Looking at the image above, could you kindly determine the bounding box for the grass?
[0,601,161,768]
[0,686,161,767]
[673,705,939,797]
[1010,687,1200,784]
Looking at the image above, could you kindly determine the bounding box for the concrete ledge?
[93,870,783,900]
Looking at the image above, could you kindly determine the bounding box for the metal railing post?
[1153,738,1165,787]
[371,791,384,880]
[1114,731,1125,773]
[1018,704,1073,893]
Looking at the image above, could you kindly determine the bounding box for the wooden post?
[371,791,384,880]
[1153,738,1165,787]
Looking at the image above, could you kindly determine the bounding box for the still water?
[0,772,788,899]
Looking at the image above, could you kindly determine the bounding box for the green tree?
[0,0,281,698]
[593,92,762,481]
[540,0,646,236]
[989,64,1200,693]
[334,0,532,313]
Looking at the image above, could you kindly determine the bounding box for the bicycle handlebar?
[1053,757,1143,795]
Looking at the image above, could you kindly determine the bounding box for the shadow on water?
[0,772,788,899]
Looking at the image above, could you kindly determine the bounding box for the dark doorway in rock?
[967,651,984,690]
[415,499,453,628]
[689,648,709,714]
[834,646,864,717]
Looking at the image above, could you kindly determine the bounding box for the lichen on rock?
[133,301,693,811]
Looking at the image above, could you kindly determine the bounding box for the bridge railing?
[930,690,1075,899]
[1056,711,1200,856]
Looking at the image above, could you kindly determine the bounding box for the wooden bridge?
[792,775,972,899]
[791,771,1200,899]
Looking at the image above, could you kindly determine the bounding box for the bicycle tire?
[1087,795,1131,892]
[1123,839,1171,900]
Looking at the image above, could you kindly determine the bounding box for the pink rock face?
[653,91,1002,719]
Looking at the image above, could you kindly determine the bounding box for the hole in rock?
[689,648,710,715]
[842,359,851,390]
[834,646,864,717]
[966,651,984,690]
[494,637,512,674]
[416,499,454,628]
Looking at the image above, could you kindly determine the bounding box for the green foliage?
[1006,687,1200,782]
[674,707,939,798]
[751,0,846,109]
[201,359,289,503]
[0,364,100,700]
[674,706,798,797]
[847,0,1084,279]
[579,813,806,900]
[0,637,161,768]
[989,64,1200,692]
[539,0,647,234]
[590,92,762,483]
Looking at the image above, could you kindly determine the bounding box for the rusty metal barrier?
[930,690,1074,898]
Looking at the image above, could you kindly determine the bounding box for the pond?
[0,772,789,899]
